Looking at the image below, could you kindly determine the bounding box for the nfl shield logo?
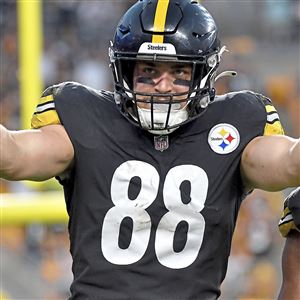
[154,135,169,152]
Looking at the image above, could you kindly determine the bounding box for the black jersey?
[279,187,300,237]
[31,82,284,300]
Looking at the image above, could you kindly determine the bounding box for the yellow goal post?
[0,191,68,225]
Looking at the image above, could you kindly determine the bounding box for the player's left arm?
[278,187,300,300]
[241,135,300,191]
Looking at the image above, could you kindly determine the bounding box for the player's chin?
[135,99,151,109]
[135,96,188,110]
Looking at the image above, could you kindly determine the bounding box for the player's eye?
[175,69,185,76]
[174,68,190,79]
[143,67,156,76]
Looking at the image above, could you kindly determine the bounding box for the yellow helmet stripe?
[152,0,170,43]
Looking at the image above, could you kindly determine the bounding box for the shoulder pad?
[42,81,82,97]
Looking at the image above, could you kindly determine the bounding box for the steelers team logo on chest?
[208,123,240,154]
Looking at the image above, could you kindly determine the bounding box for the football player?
[278,188,300,300]
[1,1,299,299]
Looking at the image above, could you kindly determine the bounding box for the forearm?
[0,125,22,180]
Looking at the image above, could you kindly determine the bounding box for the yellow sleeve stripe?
[280,206,292,221]
[39,94,54,105]
[265,105,280,124]
[264,122,284,136]
[278,207,300,237]
[263,105,284,136]
[31,92,61,128]
[152,0,170,43]
[265,104,276,113]
[34,101,55,114]
[279,221,300,237]
[266,114,280,124]
[31,109,61,129]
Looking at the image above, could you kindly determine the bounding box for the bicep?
[241,135,298,191]
[11,125,74,181]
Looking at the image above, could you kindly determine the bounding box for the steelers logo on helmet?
[208,123,240,154]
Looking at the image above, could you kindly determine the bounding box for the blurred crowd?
[1,1,299,299]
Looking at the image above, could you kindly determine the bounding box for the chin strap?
[215,70,237,82]
[214,45,238,82]
[198,46,235,107]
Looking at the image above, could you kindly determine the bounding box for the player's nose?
[154,73,173,95]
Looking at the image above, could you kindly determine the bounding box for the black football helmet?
[109,0,223,134]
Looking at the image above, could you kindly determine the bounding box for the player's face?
[133,61,192,109]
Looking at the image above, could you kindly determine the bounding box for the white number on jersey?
[101,160,208,269]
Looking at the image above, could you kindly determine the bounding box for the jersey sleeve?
[31,85,62,129]
[279,187,300,237]
[254,93,285,136]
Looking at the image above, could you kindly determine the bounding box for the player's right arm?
[0,124,74,181]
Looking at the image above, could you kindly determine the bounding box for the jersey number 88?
[101,160,208,269]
